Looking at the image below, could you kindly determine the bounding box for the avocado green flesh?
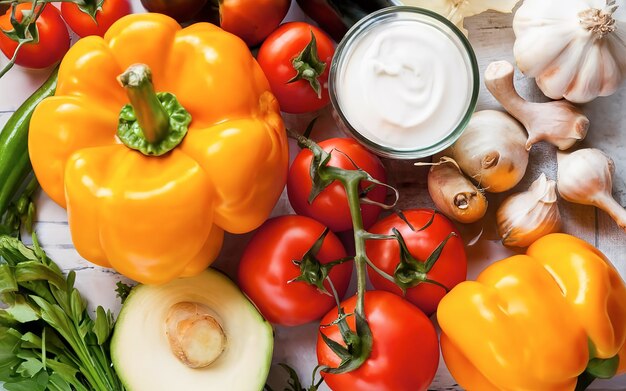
[111,269,273,391]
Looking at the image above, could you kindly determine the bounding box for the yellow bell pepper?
[438,233,626,391]
[28,14,288,284]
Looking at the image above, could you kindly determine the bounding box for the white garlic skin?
[448,110,529,193]
[513,0,626,103]
[484,60,590,151]
[557,148,614,206]
[557,148,626,231]
[497,173,562,247]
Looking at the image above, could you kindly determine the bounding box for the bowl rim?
[328,5,480,160]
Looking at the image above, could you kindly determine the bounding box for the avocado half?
[111,269,273,391]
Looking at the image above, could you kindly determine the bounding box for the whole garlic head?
[513,0,626,103]
[497,173,561,247]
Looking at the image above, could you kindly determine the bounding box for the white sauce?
[336,19,472,151]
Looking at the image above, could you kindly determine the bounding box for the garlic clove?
[535,40,586,101]
[485,60,589,151]
[557,148,626,231]
[497,173,561,247]
[556,149,614,207]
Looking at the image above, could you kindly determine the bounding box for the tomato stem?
[289,227,353,296]
[344,177,367,316]
[287,31,326,99]
[0,0,102,79]
[392,228,454,294]
[289,128,400,375]
[0,0,46,78]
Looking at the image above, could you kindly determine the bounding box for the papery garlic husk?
[447,110,529,193]
[557,148,626,231]
[513,0,626,103]
[401,0,521,35]
[497,173,561,247]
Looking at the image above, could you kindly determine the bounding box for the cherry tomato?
[288,138,387,232]
[238,215,352,327]
[220,0,290,47]
[61,0,131,37]
[258,22,335,114]
[140,0,207,22]
[0,4,69,69]
[366,209,467,316]
[317,291,439,391]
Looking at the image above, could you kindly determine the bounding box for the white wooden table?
[1,1,625,390]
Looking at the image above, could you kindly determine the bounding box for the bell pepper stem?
[118,64,170,144]
[575,371,596,391]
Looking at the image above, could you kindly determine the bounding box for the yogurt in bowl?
[329,6,479,159]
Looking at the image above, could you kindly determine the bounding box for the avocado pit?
[166,302,227,369]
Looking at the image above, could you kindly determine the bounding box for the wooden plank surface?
[1,1,626,390]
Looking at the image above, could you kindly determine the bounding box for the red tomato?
[366,209,467,316]
[287,138,387,232]
[220,0,290,47]
[61,0,131,37]
[0,4,69,69]
[317,291,439,391]
[258,22,335,114]
[238,215,352,327]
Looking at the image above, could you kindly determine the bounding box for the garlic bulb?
[496,174,561,247]
[446,110,529,193]
[404,0,521,35]
[513,0,626,103]
[557,148,626,231]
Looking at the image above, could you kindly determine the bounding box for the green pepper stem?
[118,64,170,144]
[575,371,595,391]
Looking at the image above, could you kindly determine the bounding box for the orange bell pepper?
[28,14,288,284]
[438,233,626,391]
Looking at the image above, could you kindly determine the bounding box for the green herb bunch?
[0,234,125,391]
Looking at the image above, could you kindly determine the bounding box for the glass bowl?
[329,6,479,160]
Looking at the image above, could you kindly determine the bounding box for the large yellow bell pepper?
[438,233,626,391]
[28,14,288,284]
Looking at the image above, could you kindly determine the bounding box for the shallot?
[426,156,488,224]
